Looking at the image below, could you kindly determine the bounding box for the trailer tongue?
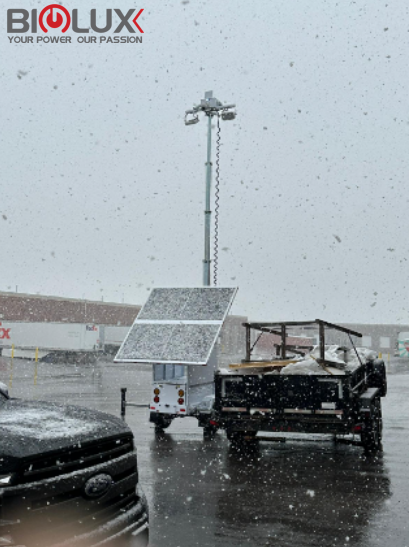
[213,319,387,453]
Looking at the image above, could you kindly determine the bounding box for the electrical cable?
[213,114,221,286]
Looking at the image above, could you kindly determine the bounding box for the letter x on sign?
[114,8,144,33]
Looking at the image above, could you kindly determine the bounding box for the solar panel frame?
[114,286,237,365]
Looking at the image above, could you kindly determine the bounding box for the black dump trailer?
[213,320,387,452]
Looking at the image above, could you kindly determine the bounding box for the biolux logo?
[7,6,144,44]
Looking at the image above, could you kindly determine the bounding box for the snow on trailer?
[214,320,388,452]
[114,287,237,433]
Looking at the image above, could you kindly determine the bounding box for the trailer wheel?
[203,425,218,440]
[226,430,243,444]
[226,430,257,445]
[154,416,172,432]
[361,398,383,453]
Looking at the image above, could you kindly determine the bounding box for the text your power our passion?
[7,5,144,44]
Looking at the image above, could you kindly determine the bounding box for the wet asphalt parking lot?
[1,356,409,547]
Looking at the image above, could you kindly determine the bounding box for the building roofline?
[0,291,140,309]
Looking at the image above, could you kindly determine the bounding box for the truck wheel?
[361,399,382,453]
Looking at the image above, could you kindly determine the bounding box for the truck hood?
[0,398,131,468]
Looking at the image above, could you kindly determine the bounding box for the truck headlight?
[0,533,17,546]
[0,474,15,486]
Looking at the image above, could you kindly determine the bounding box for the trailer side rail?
[242,319,362,363]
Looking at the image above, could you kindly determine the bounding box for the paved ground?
[1,356,409,547]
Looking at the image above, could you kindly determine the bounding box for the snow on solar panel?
[116,323,220,364]
[137,287,236,321]
[114,287,237,365]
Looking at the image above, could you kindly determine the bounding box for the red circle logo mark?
[39,4,71,33]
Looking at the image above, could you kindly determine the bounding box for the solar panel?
[114,287,237,365]
[137,287,236,321]
[116,323,220,364]
[136,288,191,321]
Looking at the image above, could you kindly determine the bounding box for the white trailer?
[115,287,240,435]
[148,346,218,430]
[0,321,101,358]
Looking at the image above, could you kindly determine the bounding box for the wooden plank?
[229,360,298,370]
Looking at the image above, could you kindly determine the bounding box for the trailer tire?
[361,398,382,453]
[226,430,257,445]
[203,425,218,440]
[153,416,172,432]
[226,430,242,444]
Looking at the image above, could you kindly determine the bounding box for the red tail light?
[354,425,362,433]
[178,398,184,405]
[154,396,160,403]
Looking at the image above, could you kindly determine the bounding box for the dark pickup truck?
[0,383,149,547]
[213,320,387,452]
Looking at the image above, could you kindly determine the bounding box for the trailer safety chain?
[213,113,221,286]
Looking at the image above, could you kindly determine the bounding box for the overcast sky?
[1,0,409,323]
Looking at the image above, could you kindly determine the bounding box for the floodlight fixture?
[185,90,236,121]
[184,113,200,126]
[221,110,236,121]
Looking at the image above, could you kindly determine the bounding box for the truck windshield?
[154,364,186,382]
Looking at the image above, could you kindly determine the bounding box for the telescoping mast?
[184,90,236,286]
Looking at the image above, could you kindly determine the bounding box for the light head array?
[185,90,236,125]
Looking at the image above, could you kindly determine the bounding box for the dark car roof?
[0,398,132,460]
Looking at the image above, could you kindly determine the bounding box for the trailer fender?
[367,359,387,397]
[359,387,380,414]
